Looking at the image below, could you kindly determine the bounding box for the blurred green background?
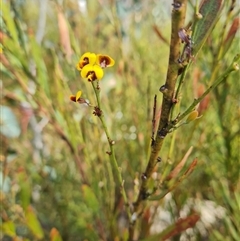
[1,0,239,240]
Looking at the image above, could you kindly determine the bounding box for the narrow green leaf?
[17,169,31,211]
[3,35,29,72]
[224,216,240,241]
[212,230,228,241]
[81,184,100,215]
[68,22,81,55]
[2,2,18,43]
[25,206,44,239]
[29,35,50,97]
[192,0,223,56]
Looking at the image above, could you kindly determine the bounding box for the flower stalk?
[91,82,132,221]
[72,51,132,223]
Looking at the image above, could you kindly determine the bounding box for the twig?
[129,1,188,239]
[151,95,157,146]
[173,54,240,124]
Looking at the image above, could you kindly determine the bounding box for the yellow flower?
[96,54,115,68]
[70,90,84,102]
[81,64,104,81]
[76,52,96,71]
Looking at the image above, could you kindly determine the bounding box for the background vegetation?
[1,0,239,240]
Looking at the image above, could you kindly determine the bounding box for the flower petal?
[76,52,97,71]
[93,65,104,80]
[70,90,82,102]
[81,64,92,78]
[70,95,77,102]
[81,64,104,81]
[76,90,82,101]
[96,54,115,68]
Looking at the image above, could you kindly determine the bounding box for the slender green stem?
[174,54,240,124]
[170,64,190,120]
[167,131,177,160]
[91,82,132,221]
[175,65,189,101]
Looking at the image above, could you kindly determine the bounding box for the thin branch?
[151,95,157,146]
[173,54,240,124]
[129,0,188,239]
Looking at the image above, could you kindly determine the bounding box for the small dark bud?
[172,113,180,125]
[110,140,115,145]
[178,66,184,75]
[178,28,188,43]
[96,83,101,90]
[172,1,182,10]
[157,157,162,162]
[158,128,167,138]
[141,191,150,200]
[172,98,178,104]
[151,138,155,146]
[141,173,147,180]
[159,85,168,93]
[93,106,102,117]
[172,119,178,125]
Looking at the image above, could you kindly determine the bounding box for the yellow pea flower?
[81,64,104,81]
[96,54,115,68]
[70,90,84,103]
[76,52,97,71]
